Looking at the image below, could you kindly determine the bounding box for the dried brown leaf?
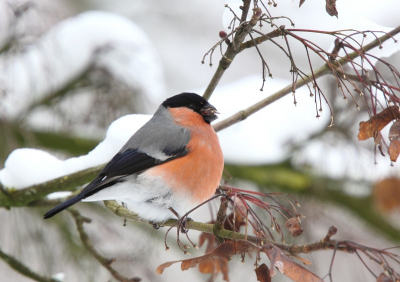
[198,257,229,281]
[157,241,258,275]
[156,260,181,274]
[181,257,215,271]
[373,177,400,212]
[210,240,258,257]
[388,120,400,162]
[358,106,400,141]
[225,210,247,232]
[198,232,214,250]
[291,255,312,265]
[377,273,391,282]
[388,139,400,162]
[389,120,400,140]
[262,245,323,282]
[198,232,230,281]
[198,258,215,274]
[285,217,303,237]
[299,0,306,7]
[255,263,271,282]
[325,0,338,17]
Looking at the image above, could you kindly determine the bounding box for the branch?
[0,247,57,282]
[103,200,213,233]
[69,209,141,282]
[202,7,263,100]
[240,27,282,51]
[106,200,400,280]
[239,0,251,23]
[225,162,400,242]
[213,25,400,132]
[0,164,104,207]
[103,200,397,260]
[212,197,229,243]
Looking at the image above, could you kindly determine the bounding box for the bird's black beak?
[201,102,219,124]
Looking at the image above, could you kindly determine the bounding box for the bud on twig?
[219,31,231,45]
[322,225,337,242]
[253,7,262,18]
[285,217,303,237]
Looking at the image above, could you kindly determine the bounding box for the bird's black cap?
[162,93,219,124]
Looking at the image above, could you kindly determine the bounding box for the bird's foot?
[168,207,192,233]
[180,223,189,234]
[178,216,193,233]
[151,222,162,229]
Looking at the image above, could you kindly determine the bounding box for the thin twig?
[203,7,263,100]
[103,198,400,279]
[213,25,400,132]
[69,209,141,282]
[0,248,57,282]
[213,197,229,243]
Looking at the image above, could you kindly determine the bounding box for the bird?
[44,92,224,223]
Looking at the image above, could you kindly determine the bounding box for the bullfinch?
[44,93,224,223]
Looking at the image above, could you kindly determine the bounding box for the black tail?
[44,173,122,219]
[43,194,84,219]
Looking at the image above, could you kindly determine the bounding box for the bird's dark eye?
[188,104,196,110]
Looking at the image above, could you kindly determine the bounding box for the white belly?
[83,174,193,222]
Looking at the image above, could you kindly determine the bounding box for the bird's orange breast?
[146,107,224,204]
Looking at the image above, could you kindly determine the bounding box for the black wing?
[43,147,187,219]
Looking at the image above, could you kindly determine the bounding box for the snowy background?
[0,0,399,281]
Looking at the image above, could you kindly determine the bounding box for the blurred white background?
[0,0,399,281]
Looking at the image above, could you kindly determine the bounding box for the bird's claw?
[179,216,192,233]
[180,226,189,233]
